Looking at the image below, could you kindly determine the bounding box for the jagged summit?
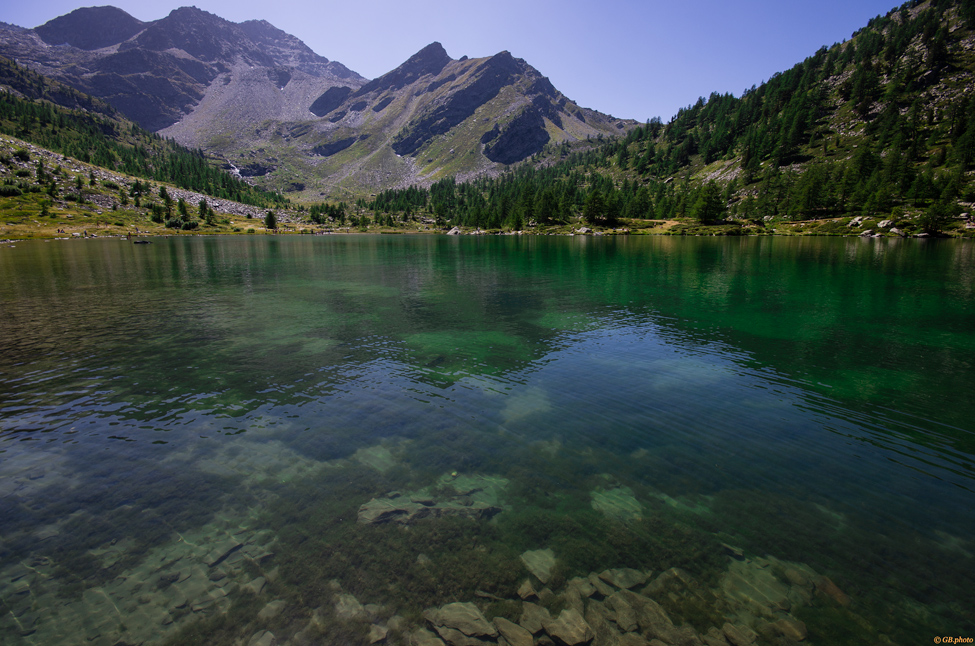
[356,42,453,96]
[0,5,364,130]
[34,6,144,50]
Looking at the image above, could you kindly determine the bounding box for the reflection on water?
[0,235,973,645]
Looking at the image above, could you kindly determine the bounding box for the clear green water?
[0,235,973,645]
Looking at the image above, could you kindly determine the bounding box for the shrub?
[13,149,30,162]
[0,185,23,197]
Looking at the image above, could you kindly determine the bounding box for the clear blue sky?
[3,0,902,122]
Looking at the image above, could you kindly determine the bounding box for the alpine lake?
[1,234,973,646]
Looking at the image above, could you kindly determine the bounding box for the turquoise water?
[0,235,973,645]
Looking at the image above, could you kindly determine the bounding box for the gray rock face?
[482,106,550,165]
[543,608,595,646]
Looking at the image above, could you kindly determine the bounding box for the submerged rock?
[543,608,594,646]
[521,548,556,584]
[720,559,792,617]
[412,627,447,646]
[425,602,498,639]
[772,617,807,641]
[257,599,287,621]
[597,568,647,591]
[814,576,850,607]
[369,624,390,643]
[590,487,643,522]
[519,601,552,634]
[357,495,501,525]
[518,579,538,600]
[588,573,615,598]
[721,622,757,646]
[358,474,507,525]
[495,616,534,646]
[335,593,367,620]
[247,630,276,646]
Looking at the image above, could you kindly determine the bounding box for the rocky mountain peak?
[34,6,145,50]
[356,41,453,95]
[120,6,239,62]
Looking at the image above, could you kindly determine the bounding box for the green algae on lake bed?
[0,235,973,645]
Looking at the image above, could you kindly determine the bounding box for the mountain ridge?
[0,7,636,196]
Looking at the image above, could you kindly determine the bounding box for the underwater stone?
[258,599,287,621]
[564,585,585,615]
[432,626,484,646]
[245,576,266,595]
[247,630,276,646]
[619,634,647,646]
[358,496,501,525]
[412,627,447,646]
[584,601,622,646]
[588,573,615,598]
[425,602,498,638]
[543,608,594,646]
[568,577,596,598]
[517,579,537,600]
[642,568,695,598]
[814,576,851,606]
[614,591,679,644]
[495,617,534,646]
[388,616,408,632]
[607,593,637,633]
[520,549,556,584]
[204,539,243,567]
[703,626,731,646]
[720,560,792,617]
[772,618,807,641]
[370,624,390,643]
[335,593,367,620]
[590,487,643,522]
[519,601,551,634]
[538,587,557,607]
[721,623,757,646]
[598,569,647,591]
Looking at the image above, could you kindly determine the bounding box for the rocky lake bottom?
[1,235,973,646]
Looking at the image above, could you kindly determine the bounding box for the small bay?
[0,234,972,645]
